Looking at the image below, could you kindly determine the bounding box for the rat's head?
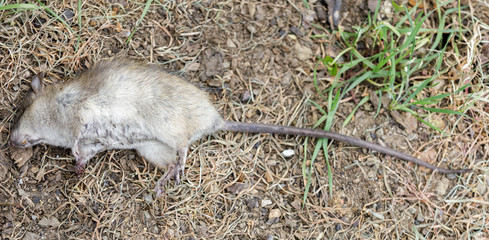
[10,73,50,148]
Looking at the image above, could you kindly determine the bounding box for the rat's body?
[10,59,470,196]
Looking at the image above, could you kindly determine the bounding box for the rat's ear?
[31,72,44,95]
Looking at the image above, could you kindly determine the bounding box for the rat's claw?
[154,163,184,197]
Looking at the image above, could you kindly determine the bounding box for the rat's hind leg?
[153,147,189,197]
[160,147,189,184]
[136,143,184,196]
[136,142,177,168]
[177,147,188,181]
[153,147,189,196]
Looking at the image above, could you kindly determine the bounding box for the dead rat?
[10,59,470,196]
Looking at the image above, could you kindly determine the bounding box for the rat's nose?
[9,138,21,147]
[9,132,26,147]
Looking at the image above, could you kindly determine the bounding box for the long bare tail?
[222,121,470,174]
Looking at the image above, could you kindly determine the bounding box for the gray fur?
[10,59,223,187]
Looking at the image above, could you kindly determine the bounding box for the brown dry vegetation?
[1,0,488,239]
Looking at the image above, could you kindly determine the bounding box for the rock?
[281,149,295,157]
[226,182,248,194]
[241,91,252,102]
[23,232,41,240]
[38,216,61,227]
[261,199,272,207]
[294,42,313,61]
[434,177,450,195]
[268,209,281,220]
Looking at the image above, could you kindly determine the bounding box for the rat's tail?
[221,120,470,174]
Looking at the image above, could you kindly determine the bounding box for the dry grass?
[0,0,488,239]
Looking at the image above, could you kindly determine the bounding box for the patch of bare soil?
[1,0,487,239]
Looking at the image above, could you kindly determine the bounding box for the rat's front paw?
[75,162,85,175]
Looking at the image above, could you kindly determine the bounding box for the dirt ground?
[1,0,488,239]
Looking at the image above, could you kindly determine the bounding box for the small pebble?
[290,26,303,37]
[268,209,281,220]
[240,91,252,102]
[417,213,425,222]
[282,149,295,157]
[278,29,286,37]
[247,25,256,34]
[261,199,272,207]
[143,193,153,204]
[61,9,75,24]
[32,195,41,204]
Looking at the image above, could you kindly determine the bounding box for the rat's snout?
[9,132,30,148]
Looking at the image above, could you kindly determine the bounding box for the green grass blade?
[322,139,333,199]
[344,71,373,93]
[127,0,153,43]
[415,115,444,134]
[412,84,469,105]
[419,107,468,117]
[0,3,39,10]
[342,95,370,127]
[325,90,341,130]
[397,14,425,51]
[35,1,75,33]
[302,138,323,206]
